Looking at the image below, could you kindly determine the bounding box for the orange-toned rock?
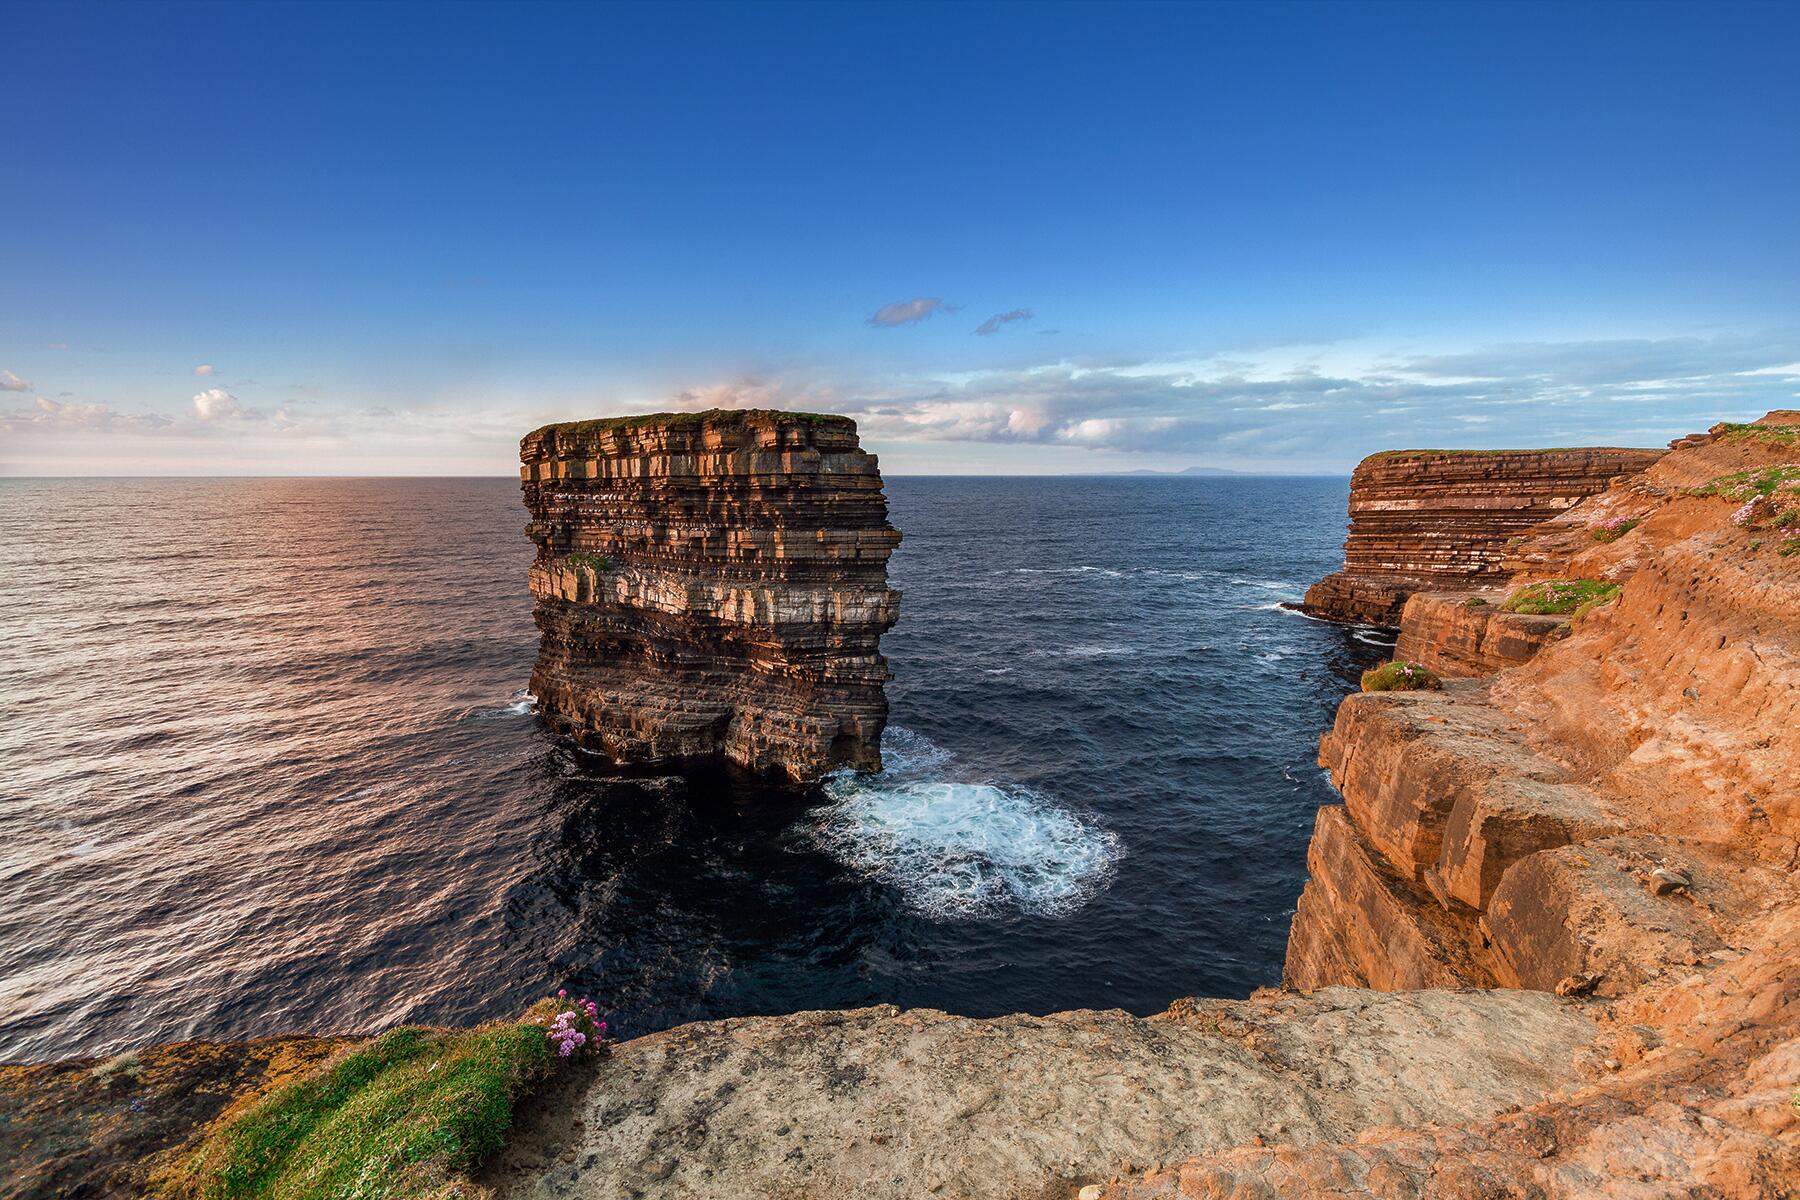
[1392,592,1570,676]
[1302,447,1663,624]
[1284,805,1496,991]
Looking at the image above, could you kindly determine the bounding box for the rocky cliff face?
[1287,416,1799,999]
[520,409,900,781]
[481,413,1796,1199]
[1301,447,1664,624]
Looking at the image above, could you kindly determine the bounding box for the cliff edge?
[1302,446,1664,625]
[520,409,901,782]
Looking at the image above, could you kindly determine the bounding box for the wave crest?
[809,729,1121,921]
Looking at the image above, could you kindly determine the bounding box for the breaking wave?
[808,729,1121,921]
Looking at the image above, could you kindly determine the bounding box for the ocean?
[0,475,1389,1062]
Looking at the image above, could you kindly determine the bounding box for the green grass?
[527,408,849,444]
[565,551,611,574]
[1464,596,1489,608]
[1363,446,1650,462]
[1360,660,1443,692]
[1689,464,1800,503]
[1500,579,1621,615]
[1590,517,1642,543]
[1713,421,1800,450]
[163,1023,548,1200]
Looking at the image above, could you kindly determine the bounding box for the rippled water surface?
[0,476,1388,1061]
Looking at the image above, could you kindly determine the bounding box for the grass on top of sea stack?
[161,997,605,1200]
[1500,579,1621,616]
[1360,661,1443,692]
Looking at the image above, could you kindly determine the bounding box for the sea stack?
[1301,447,1665,625]
[520,409,901,781]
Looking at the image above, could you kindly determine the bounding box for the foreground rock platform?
[520,409,901,781]
[485,989,1594,1200]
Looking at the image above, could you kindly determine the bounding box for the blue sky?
[3,0,1798,474]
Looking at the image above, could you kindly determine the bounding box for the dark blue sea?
[0,476,1390,1062]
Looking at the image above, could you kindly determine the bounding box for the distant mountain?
[1096,465,1242,476]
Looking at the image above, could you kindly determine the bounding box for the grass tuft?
[565,551,611,575]
[1361,660,1443,692]
[161,1023,549,1200]
[1500,579,1621,615]
[1589,516,1641,543]
[1463,596,1489,608]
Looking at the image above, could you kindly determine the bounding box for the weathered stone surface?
[1284,805,1497,992]
[1104,905,1800,1200]
[1392,592,1571,677]
[486,989,1594,1200]
[1302,448,1662,625]
[520,410,901,781]
[1485,838,1729,997]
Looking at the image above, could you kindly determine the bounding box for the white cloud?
[193,364,216,377]
[193,387,262,421]
[0,370,30,392]
[869,297,943,327]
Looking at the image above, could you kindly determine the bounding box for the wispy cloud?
[1,396,173,432]
[193,364,216,377]
[647,331,1800,466]
[0,370,31,392]
[975,308,1034,336]
[869,297,944,327]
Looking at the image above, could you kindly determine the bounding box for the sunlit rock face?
[520,409,901,781]
[1301,447,1665,625]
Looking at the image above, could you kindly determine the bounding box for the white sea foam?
[810,728,1120,921]
[472,690,538,719]
[1353,630,1397,646]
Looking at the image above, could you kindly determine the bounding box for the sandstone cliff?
[1302,447,1664,625]
[520,409,901,781]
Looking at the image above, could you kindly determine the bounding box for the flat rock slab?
[486,988,1595,1200]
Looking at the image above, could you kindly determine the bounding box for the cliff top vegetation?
[1500,579,1620,615]
[1360,660,1443,692]
[1713,421,1800,450]
[526,409,852,445]
[1362,446,1653,461]
[159,997,604,1200]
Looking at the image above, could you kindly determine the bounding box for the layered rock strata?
[1301,447,1664,624]
[520,409,900,781]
